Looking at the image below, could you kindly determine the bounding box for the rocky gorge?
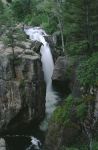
[0,26,98,150]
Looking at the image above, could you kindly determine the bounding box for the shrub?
[77,52,98,87]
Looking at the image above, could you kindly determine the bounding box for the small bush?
[77,52,98,87]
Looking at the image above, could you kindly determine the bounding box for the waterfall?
[24,27,59,130]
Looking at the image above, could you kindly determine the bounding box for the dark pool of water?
[2,126,45,150]
[5,136,31,150]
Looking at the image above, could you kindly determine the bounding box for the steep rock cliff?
[0,40,45,132]
[52,56,71,95]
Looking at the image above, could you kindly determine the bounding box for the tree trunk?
[88,132,93,150]
[58,17,65,53]
[85,0,93,53]
[11,34,16,78]
[56,0,65,54]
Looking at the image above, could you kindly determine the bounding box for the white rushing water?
[24,27,59,130]
[26,136,41,150]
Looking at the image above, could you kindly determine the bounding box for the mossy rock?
[44,95,88,150]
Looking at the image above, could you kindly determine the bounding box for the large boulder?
[52,56,68,81]
[0,40,46,133]
[52,56,83,97]
[52,56,71,94]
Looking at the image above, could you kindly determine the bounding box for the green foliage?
[60,146,79,150]
[1,0,98,53]
[13,28,27,41]
[2,29,14,46]
[76,103,87,121]
[67,40,88,56]
[63,0,98,55]
[20,80,25,88]
[52,95,87,126]
[65,64,74,80]
[66,148,78,150]
[92,141,98,150]
[77,52,98,87]
[52,95,73,124]
[14,58,22,66]
[0,0,4,13]
[11,0,33,21]
[0,6,14,27]
[2,27,26,47]
[60,141,98,150]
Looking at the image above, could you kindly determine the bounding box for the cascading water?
[24,27,59,130]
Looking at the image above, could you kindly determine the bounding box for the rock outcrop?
[0,138,6,150]
[44,121,81,150]
[52,56,68,81]
[0,39,45,133]
[52,56,71,94]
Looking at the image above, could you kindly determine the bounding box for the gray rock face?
[52,56,71,95]
[52,56,82,97]
[52,56,68,81]
[0,41,45,132]
[0,138,6,150]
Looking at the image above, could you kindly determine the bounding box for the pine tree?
[63,0,98,56]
